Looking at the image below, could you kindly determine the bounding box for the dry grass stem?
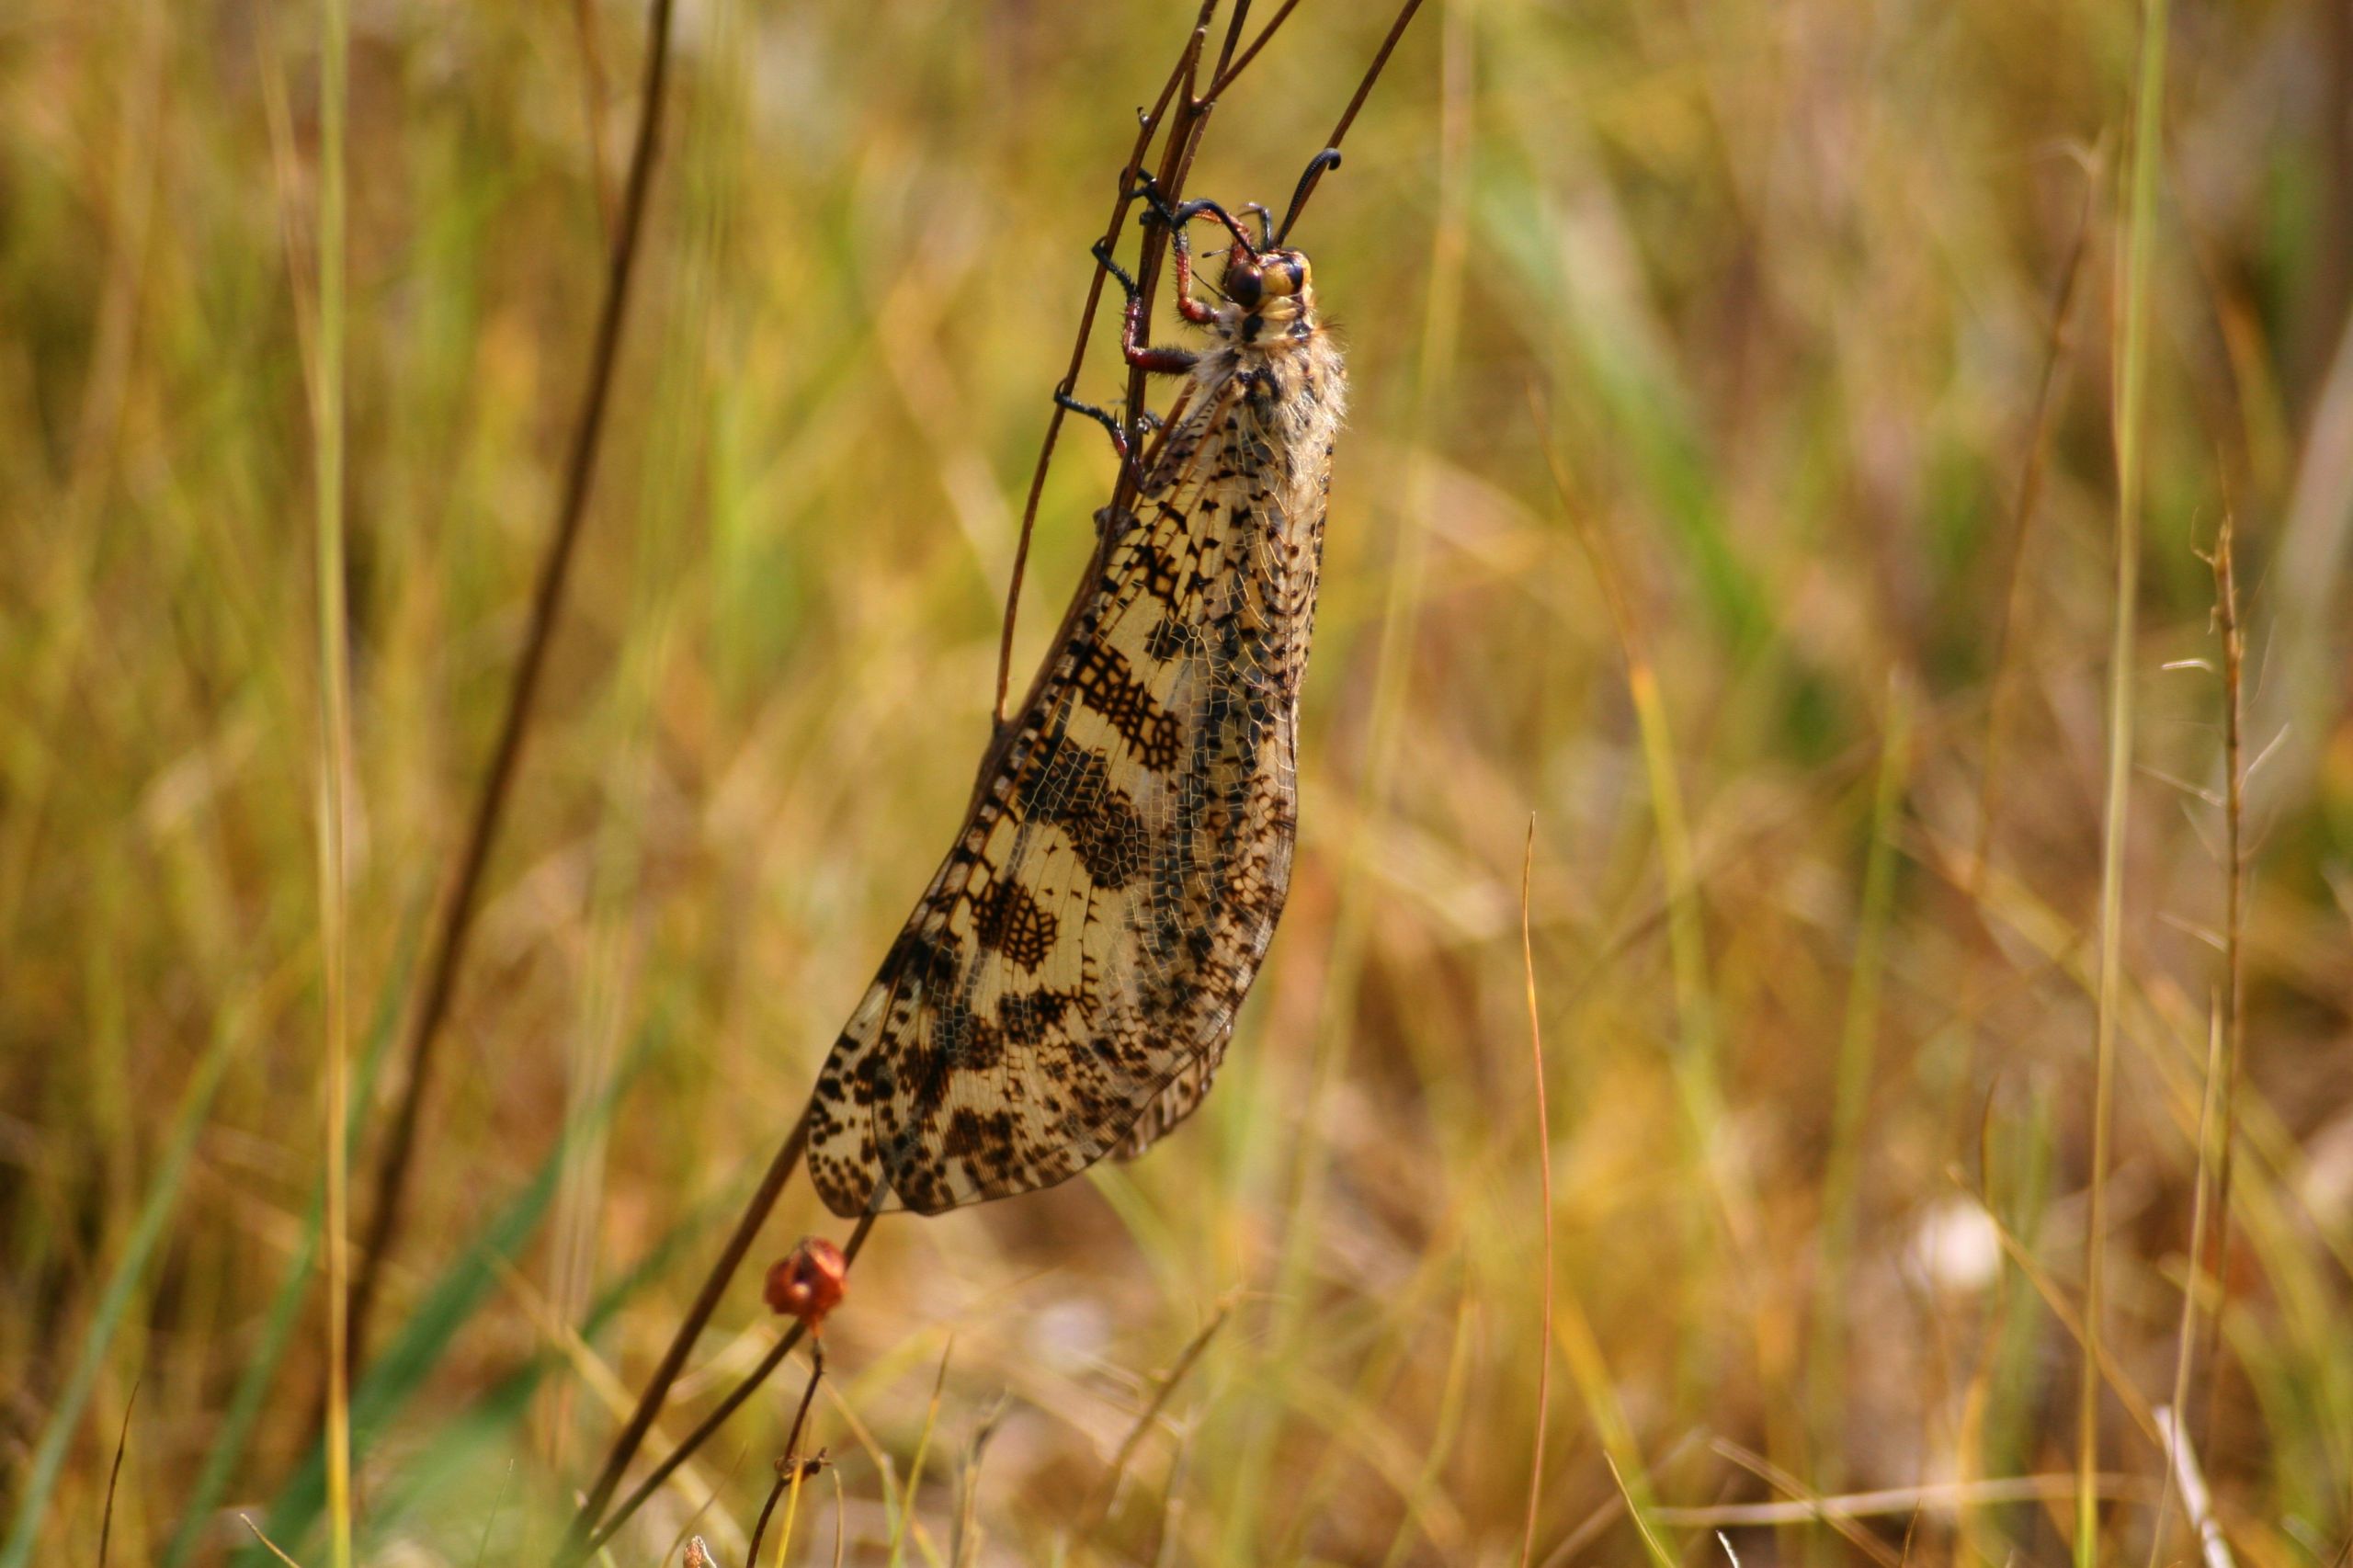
[97,1381,138,1568]
[2198,506,2248,1441]
[309,0,355,1558]
[743,1349,826,1568]
[346,0,681,1380]
[2080,1,2169,1557]
[1518,819,1554,1568]
[1077,1299,1234,1535]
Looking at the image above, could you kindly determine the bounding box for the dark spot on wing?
[1071,639,1180,771]
[972,879,1057,973]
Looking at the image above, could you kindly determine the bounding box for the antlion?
[809,157,1348,1215]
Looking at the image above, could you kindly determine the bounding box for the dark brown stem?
[1116,76,1227,470]
[98,1379,140,1568]
[579,1210,879,1562]
[1972,159,2097,897]
[987,0,1422,744]
[1262,0,1428,229]
[346,0,678,1380]
[948,96,1231,811]
[571,0,618,238]
[1209,0,1256,84]
[989,5,1215,733]
[554,1108,813,1568]
[2198,506,2245,1449]
[743,1346,827,1568]
[1328,0,1428,150]
[1204,0,1303,99]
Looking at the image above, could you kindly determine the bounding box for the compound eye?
[1225,263,1264,309]
[1258,253,1309,297]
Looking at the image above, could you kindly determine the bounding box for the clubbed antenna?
[1275,148,1344,244]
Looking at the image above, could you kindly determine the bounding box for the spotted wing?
[805,370,1316,1216]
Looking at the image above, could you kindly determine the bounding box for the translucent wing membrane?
[806,254,1345,1217]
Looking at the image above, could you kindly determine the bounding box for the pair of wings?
[803,363,1315,1217]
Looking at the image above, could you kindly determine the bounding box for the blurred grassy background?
[5,0,2351,1562]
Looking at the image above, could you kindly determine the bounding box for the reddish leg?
[1130,176,1245,328]
[1167,237,1217,326]
[1091,239,1197,373]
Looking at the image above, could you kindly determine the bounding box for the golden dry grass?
[4,1,2351,1563]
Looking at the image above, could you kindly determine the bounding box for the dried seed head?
[764,1237,847,1332]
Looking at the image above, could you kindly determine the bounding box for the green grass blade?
[1808,676,1915,1474]
[232,1008,669,1567]
[233,1141,565,1568]
[160,920,418,1568]
[0,995,256,1568]
[358,1186,718,1547]
[2080,0,2168,1561]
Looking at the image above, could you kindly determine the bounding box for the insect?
[805,160,1347,1217]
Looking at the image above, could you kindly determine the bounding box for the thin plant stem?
[1518,819,1555,1568]
[1204,0,1304,98]
[1810,675,1914,1482]
[744,1347,826,1568]
[2198,506,2246,1445]
[1953,156,2097,1568]
[1972,154,2099,893]
[577,8,1255,1560]
[2080,0,2167,1559]
[97,1381,139,1568]
[990,5,1215,731]
[992,0,1420,732]
[238,1517,305,1568]
[1711,1439,1904,1568]
[577,1207,878,1562]
[2147,1008,2228,1568]
[1650,1474,2166,1528]
[312,0,355,1554]
[1078,1299,1234,1536]
[885,1343,954,1567]
[557,1108,813,1564]
[1605,1454,1679,1568]
[1264,0,1427,199]
[1207,0,1256,87]
[776,1458,810,1568]
[345,0,680,1379]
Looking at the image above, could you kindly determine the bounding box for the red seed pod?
[764,1237,847,1332]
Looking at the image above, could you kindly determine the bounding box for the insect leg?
[1239,201,1274,251]
[1089,237,1197,372]
[1163,230,1218,328]
[1131,175,1257,256]
[1090,236,1142,301]
[1054,389,1129,461]
[1128,173,1187,232]
[1130,177,1231,326]
[1053,389,1148,490]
